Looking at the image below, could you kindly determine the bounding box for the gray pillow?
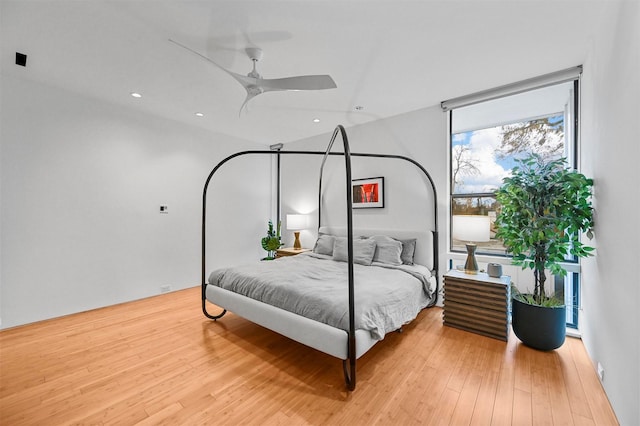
[398,238,417,265]
[332,237,377,265]
[369,235,403,265]
[313,234,335,256]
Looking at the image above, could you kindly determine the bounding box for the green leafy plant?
[495,154,595,305]
[511,283,564,307]
[261,220,282,260]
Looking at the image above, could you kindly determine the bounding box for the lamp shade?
[452,215,490,242]
[286,214,309,231]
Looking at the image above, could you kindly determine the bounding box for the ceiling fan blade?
[229,73,260,89]
[238,91,260,116]
[169,39,264,91]
[169,38,240,79]
[237,74,335,113]
[259,75,337,92]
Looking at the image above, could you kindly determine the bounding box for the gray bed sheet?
[207,252,434,340]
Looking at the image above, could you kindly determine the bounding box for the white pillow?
[370,235,403,265]
[332,237,377,265]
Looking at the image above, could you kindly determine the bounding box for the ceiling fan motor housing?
[245,47,263,62]
[246,85,264,96]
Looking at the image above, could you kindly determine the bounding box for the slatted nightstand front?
[443,269,511,341]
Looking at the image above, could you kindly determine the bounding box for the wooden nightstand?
[443,269,511,341]
[276,247,311,258]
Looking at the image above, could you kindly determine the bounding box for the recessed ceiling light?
[313,118,320,123]
[195,112,204,117]
[130,92,142,98]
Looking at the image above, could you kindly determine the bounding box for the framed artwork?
[352,177,384,209]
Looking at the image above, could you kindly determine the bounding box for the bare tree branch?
[498,117,564,161]
[452,144,480,192]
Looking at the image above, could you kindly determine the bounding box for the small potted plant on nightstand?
[261,220,282,260]
[495,154,594,350]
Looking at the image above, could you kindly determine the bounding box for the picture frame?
[352,177,384,209]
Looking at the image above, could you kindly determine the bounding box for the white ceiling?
[1,0,609,146]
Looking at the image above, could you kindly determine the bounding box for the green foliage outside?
[495,154,595,306]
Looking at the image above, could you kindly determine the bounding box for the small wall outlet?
[159,205,169,214]
[597,362,604,381]
[160,285,171,293]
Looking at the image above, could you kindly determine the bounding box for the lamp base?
[464,243,479,274]
[293,231,302,250]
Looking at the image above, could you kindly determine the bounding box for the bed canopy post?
[270,143,283,228]
[318,125,357,390]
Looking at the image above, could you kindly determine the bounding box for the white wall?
[0,74,271,328]
[580,1,640,424]
[281,108,448,297]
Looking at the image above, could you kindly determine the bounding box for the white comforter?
[207,252,434,340]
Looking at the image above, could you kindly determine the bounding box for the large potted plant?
[495,154,594,350]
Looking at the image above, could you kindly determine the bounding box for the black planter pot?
[511,296,566,351]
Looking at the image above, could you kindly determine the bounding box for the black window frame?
[444,73,583,330]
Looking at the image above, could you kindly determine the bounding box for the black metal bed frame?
[201,125,439,391]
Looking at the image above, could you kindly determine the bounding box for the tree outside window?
[451,114,565,255]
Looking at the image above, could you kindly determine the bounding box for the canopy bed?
[201,125,439,390]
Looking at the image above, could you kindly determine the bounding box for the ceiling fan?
[169,39,337,114]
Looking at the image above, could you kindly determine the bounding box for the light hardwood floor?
[0,287,618,425]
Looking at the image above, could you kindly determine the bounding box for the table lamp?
[452,215,490,274]
[286,214,309,250]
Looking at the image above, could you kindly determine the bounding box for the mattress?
[207,252,434,341]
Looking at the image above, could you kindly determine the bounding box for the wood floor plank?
[449,372,482,425]
[470,368,500,425]
[567,337,619,425]
[513,339,533,393]
[490,336,518,425]
[512,387,533,426]
[545,352,574,425]
[469,342,503,425]
[530,356,554,425]
[136,402,183,426]
[429,387,460,426]
[556,340,594,420]
[0,286,620,425]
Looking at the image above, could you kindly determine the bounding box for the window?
[443,67,582,327]
[446,78,578,256]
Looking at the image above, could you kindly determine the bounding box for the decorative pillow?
[370,235,403,265]
[332,237,377,265]
[313,234,335,256]
[398,238,417,265]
